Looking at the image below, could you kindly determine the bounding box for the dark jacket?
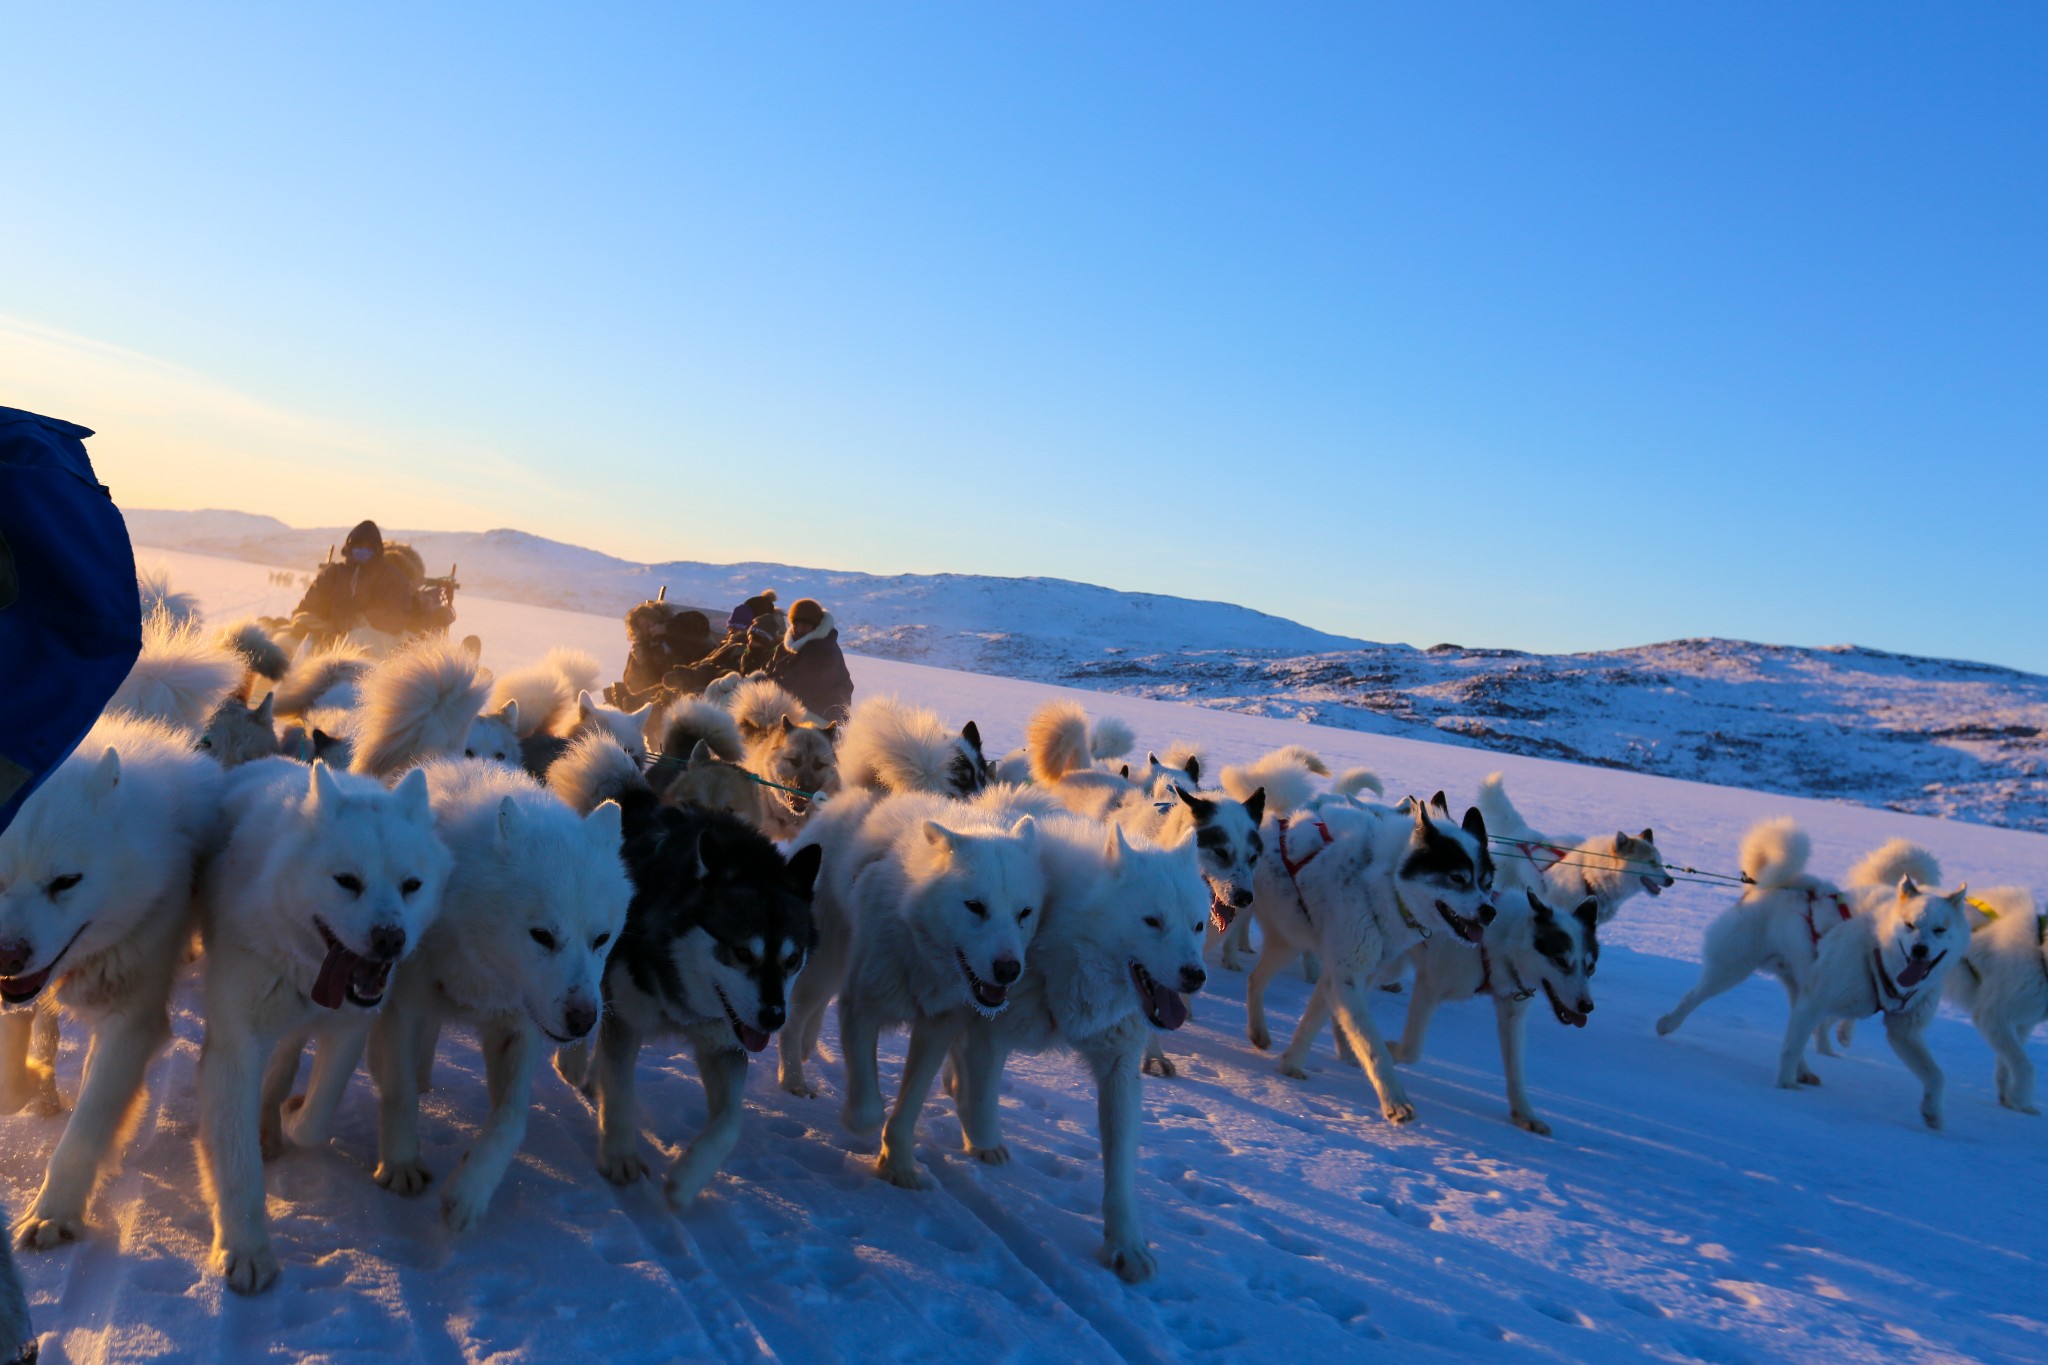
[293,521,428,638]
[622,611,714,697]
[762,612,854,723]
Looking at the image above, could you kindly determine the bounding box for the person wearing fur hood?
[762,597,853,723]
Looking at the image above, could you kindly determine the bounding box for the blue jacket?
[0,407,142,835]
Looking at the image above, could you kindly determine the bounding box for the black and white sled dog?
[1655,821,1938,1057]
[552,753,821,1209]
[366,760,631,1230]
[1476,773,1673,923]
[939,802,1210,1283]
[837,694,992,799]
[1390,888,1599,1135]
[196,759,451,1293]
[1243,795,1495,1124]
[0,716,224,1247]
[1948,887,2048,1115]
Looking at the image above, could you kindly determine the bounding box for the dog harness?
[1475,936,1534,1002]
[1802,888,1853,950]
[1524,843,1572,874]
[1868,945,1948,1016]
[1275,816,1332,927]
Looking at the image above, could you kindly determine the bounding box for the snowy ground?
[126,511,2048,834]
[5,548,2045,1363]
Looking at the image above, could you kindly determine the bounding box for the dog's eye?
[1934,925,1948,936]
[334,874,364,896]
[197,736,213,750]
[47,873,82,896]
[1452,873,1469,888]
[592,932,611,950]
[530,929,558,951]
[464,749,476,758]
[1144,915,1162,930]
[1017,906,1033,923]
[784,952,804,970]
[400,877,422,897]
[965,900,988,919]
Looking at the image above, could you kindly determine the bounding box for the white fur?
[349,638,495,779]
[136,564,200,628]
[195,760,451,1293]
[107,610,244,733]
[489,649,603,738]
[271,643,371,716]
[839,695,980,797]
[1476,772,1672,924]
[1945,887,2048,1114]
[0,716,223,1246]
[1220,750,1319,819]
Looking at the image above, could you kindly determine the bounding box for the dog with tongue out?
[195,758,451,1296]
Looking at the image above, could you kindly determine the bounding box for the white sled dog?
[366,760,629,1231]
[1476,772,1673,922]
[1244,796,1495,1123]
[1390,888,1599,1135]
[350,638,515,779]
[196,760,451,1293]
[1654,821,1938,1053]
[1946,887,2048,1115]
[107,609,244,733]
[838,695,993,799]
[939,806,1210,1282]
[0,717,223,1246]
[1774,875,1970,1127]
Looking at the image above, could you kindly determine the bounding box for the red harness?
[1802,888,1852,950]
[1275,816,1334,922]
[1526,842,1572,874]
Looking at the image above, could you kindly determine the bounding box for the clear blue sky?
[5,4,2043,669]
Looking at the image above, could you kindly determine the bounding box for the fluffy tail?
[490,648,604,738]
[548,731,650,815]
[217,620,289,683]
[1475,772,1537,842]
[656,699,746,763]
[271,645,370,715]
[1160,741,1207,787]
[1844,838,1942,890]
[136,564,201,628]
[1221,751,1318,817]
[1088,715,1136,762]
[1333,768,1384,800]
[351,638,492,778]
[1740,817,1811,890]
[839,695,958,795]
[107,611,244,732]
[730,678,810,738]
[1026,701,1093,784]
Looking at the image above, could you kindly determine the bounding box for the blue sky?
[4,4,2044,669]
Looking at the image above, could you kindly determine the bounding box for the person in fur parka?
[762,597,853,723]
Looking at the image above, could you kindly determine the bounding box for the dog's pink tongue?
[1152,983,1189,1031]
[311,942,353,1010]
[736,1022,770,1053]
[1897,955,1933,989]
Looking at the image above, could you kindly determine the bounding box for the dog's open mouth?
[1434,899,1489,945]
[1640,875,1668,897]
[1894,949,1947,992]
[1130,960,1188,1031]
[1208,893,1234,934]
[1543,979,1589,1028]
[714,984,771,1052]
[311,917,394,1010]
[0,921,93,1007]
[956,949,1009,1017]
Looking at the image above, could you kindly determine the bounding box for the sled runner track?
[597,1171,779,1365]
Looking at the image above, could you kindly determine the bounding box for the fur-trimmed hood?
[784,610,838,652]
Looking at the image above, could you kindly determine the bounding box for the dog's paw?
[17,1215,84,1251]
[841,1098,885,1135]
[1388,1042,1417,1065]
[1382,1101,1417,1125]
[2000,1097,2041,1116]
[215,1243,280,1296]
[1278,1060,1308,1081]
[1921,1105,1943,1131]
[1219,954,1244,973]
[599,1150,650,1186]
[968,1143,1011,1166]
[440,1179,490,1234]
[1141,1054,1177,1079]
[1379,979,1404,994]
[1512,1113,1552,1137]
[779,1075,819,1099]
[1654,1015,1679,1037]
[1101,1236,1156,1284]
[1247,1025,1272,1052]
[1800,1067,1822,1087]
[373,1159,433,1196]
[876,1154,932,1191]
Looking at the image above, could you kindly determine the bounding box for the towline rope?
[643,750,828,803]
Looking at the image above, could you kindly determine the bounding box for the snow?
[125,512,2048,834]
[7,548,2046,1363]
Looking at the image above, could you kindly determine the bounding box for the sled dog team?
[1,611,2042,1299]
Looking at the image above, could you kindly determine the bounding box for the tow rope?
[644,751,828,803]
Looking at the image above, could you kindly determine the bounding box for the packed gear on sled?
[695,590,783,682]
[286,519,457,650]
[761,597,854,723]
[0,407,143,842]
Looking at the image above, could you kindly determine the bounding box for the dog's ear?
[584,799,623,854]
[308,758,341,808]
[1947,883,1970,907]
[1411,799,1430,832]
[822,721,840,740]
[783,842,823,897]
[1430,790,1450,815]
[1574,897,1599,933]
[495,794,523,849]
[1184,755,1201,785]
[1010,814,1037,847]
[496,698,520,732]
[1174,785,1215,820]
[1462,806,1488,843]
[1104,822,1129,865]
[254,692,275,725]
[578,690,599,722]
[690,829,711,881]
[689,738,716,764]
[780,714,796,734]
[85,745,123,805]
[1119,764,1130,781]
[1639,828,1656,844]
[922,821,958,855]
[1527,889,1552,919]
[1614,831,1635,854]
[392,766,432,823]
[960,720,984,755]
[1898,875,1920,899]
[1243,786,1266,825]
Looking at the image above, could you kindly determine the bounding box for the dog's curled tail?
[730,678,809,738]
[490,648,599,738]
[1089,715,1136,762]
[1222,751,1318,817]
[548,731,649,815]
[1476,772,1537,841]
[1844,838,1942,891]
[1266,744,1330,777]
[351,637,492,779]
[136,564,201,629]
[1333,768,1384,800]
[840,695,955,794]
[658,699,746,765]
[108,611,245,733]
[217,620,290,683]
[271,645,370,716]
[1740,817,1811,890]
[1027,700,1093,784]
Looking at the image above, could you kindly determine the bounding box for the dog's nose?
[991,956,1021,985]
[1479,903,1498,926]
[0,940,30,977]
[1180,965,1208,994]
[1230,887,1254,909]
[564,1000,600,1039]
[1910,942,1929,960]
[367,925,407,962]
[757,1003,786,1031]
[1579,998,1595,1016]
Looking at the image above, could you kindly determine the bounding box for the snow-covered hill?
[125,511,2048,833]
[7,548,2045,1365]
